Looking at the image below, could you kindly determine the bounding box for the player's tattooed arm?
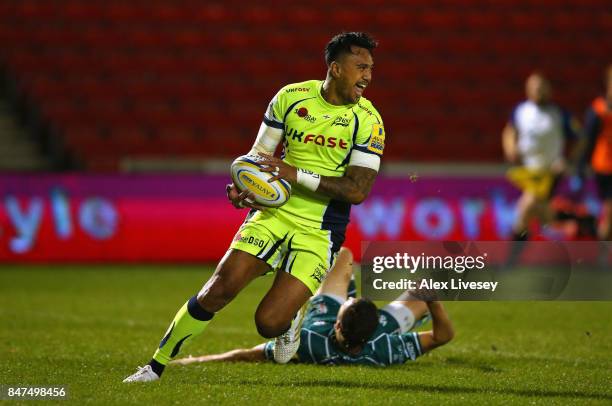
[258,153,378,204]
[317,165,377,204]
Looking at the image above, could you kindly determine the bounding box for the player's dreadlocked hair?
[325,32,378,66]
[338,298,379,349]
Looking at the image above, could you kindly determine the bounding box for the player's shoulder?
[276,80,321,101]
[353,97,383,125]
[512,100,534,122]
[513,100,531,114]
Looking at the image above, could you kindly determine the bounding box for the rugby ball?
[230,155,292,208]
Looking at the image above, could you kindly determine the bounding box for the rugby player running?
[124,32,386,382]
[171,248,454,367]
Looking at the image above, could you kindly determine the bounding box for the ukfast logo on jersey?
[286,127,349,150]
[368,124,385,154]
[304,134,348,149]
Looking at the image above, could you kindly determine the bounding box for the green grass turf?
[1,266,611,405]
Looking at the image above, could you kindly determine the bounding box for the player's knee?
[197,275,241,312]
[255,319,288,339]
[254,308,290,338]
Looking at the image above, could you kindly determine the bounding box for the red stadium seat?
[0,0,607,168]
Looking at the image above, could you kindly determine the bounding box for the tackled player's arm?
[170,344,267,365]
[416,301,454,354]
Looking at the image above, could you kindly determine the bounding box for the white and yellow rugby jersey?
[255,79,384,241]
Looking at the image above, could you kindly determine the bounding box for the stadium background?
[0,0,609,262]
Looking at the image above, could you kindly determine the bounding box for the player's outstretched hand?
[225,183,267,211]
[257,153,298,184]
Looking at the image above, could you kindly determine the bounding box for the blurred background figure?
[502,72,580,241]
[576,64,612,265]
[578,65,612,242]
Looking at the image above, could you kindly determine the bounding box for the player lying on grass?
[171,248,454,366]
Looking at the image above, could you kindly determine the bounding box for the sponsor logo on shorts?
[238,235,266,248]
[310,263,328,284]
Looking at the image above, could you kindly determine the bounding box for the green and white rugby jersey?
[261,79,385,244]
[264,295,422,366]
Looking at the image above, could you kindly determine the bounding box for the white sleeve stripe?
[348,150,380,171]
[250,122,283,154]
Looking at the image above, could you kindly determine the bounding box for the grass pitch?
[1,266,611,405]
